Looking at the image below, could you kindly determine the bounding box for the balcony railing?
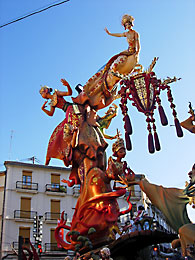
[125,190,141,199]
[45,243,66,251]
[16,181,38,191]
[44,211,67,221]
[12,240,35,249]
[73,186,80,197]
[14,210,37,220]
[45,184,67,193]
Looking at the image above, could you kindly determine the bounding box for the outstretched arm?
[56,79,72,97]
[41,101,55,116]
[105,27,125,37]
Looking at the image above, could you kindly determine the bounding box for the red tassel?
[174,118,183,137]
[154,132,161,151]
[148,132,155,153]
[124,114,133,135]
[125,132,132,151]
[158,106,168,126]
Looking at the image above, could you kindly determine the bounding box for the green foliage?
[59,186,67,192]
[68,230,80,236]
[77,236,85,242]
[75,244,80,252]
[84,241,92,247]
[88,227,96,235]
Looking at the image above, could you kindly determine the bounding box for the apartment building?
[0,161,80,258]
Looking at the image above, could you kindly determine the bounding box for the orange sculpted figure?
[55,135,132,250]
[72,14,140,110]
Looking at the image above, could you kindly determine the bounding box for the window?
[128,185,135,197]
[51,174,60,190]
[50,229,58,250]
[51,200,60,220]
[19,227,30,246]
[22,171,32,187]
[20,197,31,218]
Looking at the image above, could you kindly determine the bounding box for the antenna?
[8,130,14,160]
[20,156,42,164]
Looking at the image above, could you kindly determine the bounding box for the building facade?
[0,161,79,258]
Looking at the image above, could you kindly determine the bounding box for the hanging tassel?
[166,87,183,138]
[124,114,133,135]
[125,132,132,151]
[146,116,155,153]
[154,132,161,151]
[174,118,183,137]
[148,132,155,153]
[158,105,168,126]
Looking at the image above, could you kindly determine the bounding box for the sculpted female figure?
[72,14,141,110]
[105,14,140,82]
[40,79,73,165]
[40,79,72,117]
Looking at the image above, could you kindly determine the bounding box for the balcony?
[44,212,67,223]
[45,243,67,252]
[124,190,142,201]
[73,186,80,197]
[14,210,37,222]
[45,184,67,196]
[12,240,35,249]
[16,181,38,194]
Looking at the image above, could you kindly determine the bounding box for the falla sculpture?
[39,14,184,253]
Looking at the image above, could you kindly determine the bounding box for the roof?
[4,161,71,172]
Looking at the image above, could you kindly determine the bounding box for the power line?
[0,0,70,29]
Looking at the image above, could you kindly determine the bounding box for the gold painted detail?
[48,124,64,144]
[149,83,155,109]
[134,77,147,109]
[50,91,58,107]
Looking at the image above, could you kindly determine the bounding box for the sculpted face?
[117,147,126,159]
[41,89,50,99]
[124,22,133,30]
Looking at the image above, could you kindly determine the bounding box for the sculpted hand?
[42,101,48,109]
[104,27,110,35]
[113,131,121,139]
[61,79,68,86]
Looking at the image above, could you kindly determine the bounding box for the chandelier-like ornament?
[114,57,183,153]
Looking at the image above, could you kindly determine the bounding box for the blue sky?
[0,0,194,221]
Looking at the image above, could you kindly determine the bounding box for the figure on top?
[72,14,141,111]
[105,14,140,79]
